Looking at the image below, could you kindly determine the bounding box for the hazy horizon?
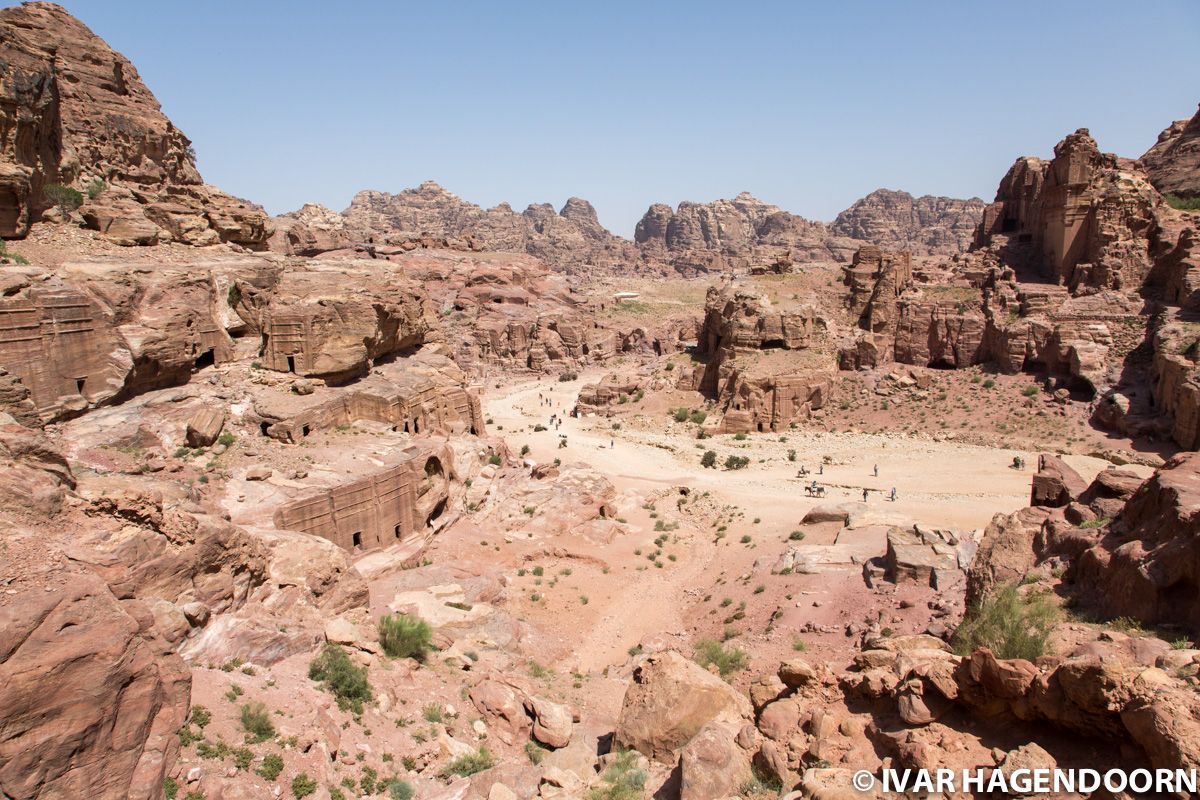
[52,0,1200,235]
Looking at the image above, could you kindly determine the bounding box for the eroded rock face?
[975,128,1161,292]
[614,651,753,765]
[1074,452,1200,632]
[0,537,190,800]
[635,192,862,276]
[0,2,270,246]
[1142,104,1200,199]
[689,278,830,432]
[830,190,985,256]
[0,262,247,421]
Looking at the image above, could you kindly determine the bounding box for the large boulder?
[614,651,753,764]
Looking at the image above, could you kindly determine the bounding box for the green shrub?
[520,444,530,456]
[163,777,179,800]
[240,702,275,743]
[700,450,717,468]
[232,747,253,771]
[1021,385,1039,397]
[693,639,748,677]
[787,449,796,462]
[378,613,432,661]
[982,379,996,389]
[724,455,749,470]
[733,432,748,441]
[487,454,502,466]
[86,177,107,199]
[217,431,235,447]
[789,530,805,541]
[689,410,707,425]
[190,705,211,728]
[387,781,414,800]
[952,583,1059,661]
[308,644,372,713]
[525,740,551,764]
[422,703,443,723]
[672,407,689,423]
[44,183,83,212]
[559,371,577,382]
[441,746,495,777]
[291,774,317,798]
[588,749,648,800]
[1077,517,1109,529]
[257,753,284,780]
[1165,193,1200,211]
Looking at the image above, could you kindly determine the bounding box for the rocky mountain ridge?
[272,182,985,275]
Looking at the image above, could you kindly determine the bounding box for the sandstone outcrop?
[615,651,753,776]
[1142,104,1200,199]
[0,540,190,800]
[830,189,985,256]
[1073,451,1200,632]
[635,192,861,276]
[687,278,830,432]
[0,2,270,246]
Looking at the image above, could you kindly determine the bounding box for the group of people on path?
[802,462,898,503]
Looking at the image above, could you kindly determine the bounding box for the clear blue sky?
[53,0,1200,235]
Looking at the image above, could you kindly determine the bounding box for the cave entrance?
[301,424,311,437]
[194,349,215,371]
[582,343,590,355]
[403,421,410,433]
[413,418,420,434]
[760,339,786,350]
[928,358,957,370]
[75,377,86,394]
[351,531,362,548]
[394,523,402,540]
[286,355,296,373]
[260,421,271,436]
[424,457,444,478]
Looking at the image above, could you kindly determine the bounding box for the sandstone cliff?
[1141,104,1200,199]
[0,2,270,247]
[830,189,985,256]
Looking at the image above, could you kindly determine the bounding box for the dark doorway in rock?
[413,418,420,434]
[426,497,447,526]
[260,422,270,436]
[403,421,410,433]
[75,377,86,394]
[286,355,296,373]
[194,349,215,371]
[760,339,786,350]
[301,424,311,437]
[352,531,362,548]
[394,524,402,539]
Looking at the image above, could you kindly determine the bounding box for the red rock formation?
[1074,452,1200,632]
[1141,104,1200,199]
[0,3,270,246]
[0,264,241,421]
[690,279,830,432]
[634,192,861,275]
[830,189,985,256]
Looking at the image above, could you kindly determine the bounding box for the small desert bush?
[291,773,317,798]
[588,749,648,800]
[693,639,748,677]
[724,455,749,470]
[44,183,83,212]
[701,449,717,468]
[308,644,372,713]
[441,746,495,777]
[240,702,275,743]
[257,753,284,780]
[378,613,432,660]
[952,583,1059,661]
[559,371,577,382]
